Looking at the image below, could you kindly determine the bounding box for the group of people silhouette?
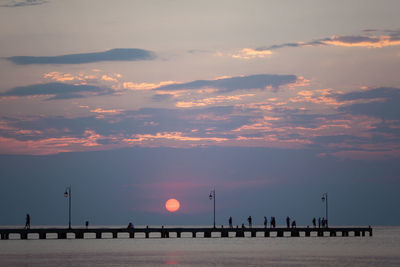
[23,213,327,230]
[312,217,328,228]
[227,216,328,228]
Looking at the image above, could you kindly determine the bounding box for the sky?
[0,0,399,227]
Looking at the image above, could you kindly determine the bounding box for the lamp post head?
[209,193,213,200]
[64,191,68,198]
[321,196,325,202]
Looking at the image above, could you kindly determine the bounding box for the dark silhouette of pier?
[0,226,372,240]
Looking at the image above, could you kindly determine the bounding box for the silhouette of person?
[270,216,276,228]
[241,223,245,229]
[312,217,316,228]
[247,216,252,228]
[291,220,296,228]
[229,216,233,228]
[127,222,134,229]
[318,217,321,228]
[25,214,30,229]
[286,216,290,228]
[264,216,268,228]
[85,221,89,229]
[322,218,326,228]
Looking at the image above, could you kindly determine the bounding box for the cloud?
[156,74,297,92]
[0,0,47,7]
[7,48,156,65]
[232,48,273,59]
[337,87,400,120]
[243,30,400,56]
[0,82,113,100]
[175,94,255,108]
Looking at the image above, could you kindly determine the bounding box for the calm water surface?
[0,226,399,266]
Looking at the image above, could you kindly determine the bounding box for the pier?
[0,226,372,240]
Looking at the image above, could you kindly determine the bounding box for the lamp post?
[209,189,215,228]
[321,192,328,228]
[64,186,71,229]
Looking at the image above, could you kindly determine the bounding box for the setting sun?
[165,198,180,212]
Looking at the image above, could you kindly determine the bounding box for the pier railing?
[0,226,372,240]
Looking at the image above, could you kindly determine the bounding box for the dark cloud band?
[0,82,112,100]
[7,48,156,65]
[0,0,47,7]
[157,74,297,92]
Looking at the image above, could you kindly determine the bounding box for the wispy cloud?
[232,48,273,59]
[0,0,47,7]
[0,82,113,100]
[236,30,400,58]
[7,48,156,65]
[176,94,255,108]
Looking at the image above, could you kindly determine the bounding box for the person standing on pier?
[264,216,268,228]
[286,216,291,228]
[25,214,30,229]
[318,217,321,228]
[270,216,276,228]
[247,216,252,228]
[312,217,316,228]
[229,217,233,228]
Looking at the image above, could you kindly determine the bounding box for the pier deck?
[0,226,372,240]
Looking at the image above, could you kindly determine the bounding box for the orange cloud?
[0,130,104,155]
[322,35,400,48]
[90,108,124,114]
[123,81,176,90]
[176,94,255,108]
[43,71,122,85]
[123,132,228,144]
[232,48,273,59]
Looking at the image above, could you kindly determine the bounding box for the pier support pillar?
[264,231,270,237]
[113,232,118,239]
[39,233,46,239]
[204,231,211,238]
[342,231,348,237]
[305,231,310,237]
[76,232,84,239]
[369,230,373,237]
[1,233,9,240]
[221,231,228,238]
[59,232,67,239]
[362,231,365,237]
[145,232,149,239]
[236,231,244,237]
[317,231,323,237]
[251,231,256,237]
[177,232,181,238]
[277,230,284,237]
[354,231,360,237]
[96,232,102,239]
[330,231,336,237]
[129,232,135,238]
[21,233,28,240]
[192,232,196,238]
[291,230,300,237]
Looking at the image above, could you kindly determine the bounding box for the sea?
[0,226,399,266]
